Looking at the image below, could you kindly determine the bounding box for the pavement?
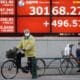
[0,70,80,80]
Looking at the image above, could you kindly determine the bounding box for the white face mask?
[25,33,30,37]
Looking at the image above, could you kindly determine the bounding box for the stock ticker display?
[0,0,80,36]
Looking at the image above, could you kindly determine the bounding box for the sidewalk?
[0,71,80,80]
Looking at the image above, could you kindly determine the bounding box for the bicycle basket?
[6,48,17,58]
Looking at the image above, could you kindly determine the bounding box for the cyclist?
[76,42,80,72]
[16,29,36,73]
[64,43,74,58]
[64,43,80,72]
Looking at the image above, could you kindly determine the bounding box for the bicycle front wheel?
[36,59,46,76]
[1,60,18,79]
[60,59,73,74]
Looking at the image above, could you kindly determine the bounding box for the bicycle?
[1,47,45,79]
[36,57,62,76]
[60,52,80,74]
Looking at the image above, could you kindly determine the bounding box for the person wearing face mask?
[16,29,36,74]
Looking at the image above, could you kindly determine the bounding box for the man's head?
[24,29,30,38]
[69,44,74,48]
[66,44,74,48]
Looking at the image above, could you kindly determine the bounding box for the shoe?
[21,67,29,73]
[77,69,80,72]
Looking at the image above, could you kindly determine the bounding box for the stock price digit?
[52,20,78,27]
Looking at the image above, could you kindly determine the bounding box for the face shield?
[24,29,30,38]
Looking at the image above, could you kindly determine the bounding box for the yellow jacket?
[17,35,36,57]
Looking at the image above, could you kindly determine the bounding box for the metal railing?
[32,57,80,79]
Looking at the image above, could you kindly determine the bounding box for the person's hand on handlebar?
[16,48,25,54]
[22,49,26,52]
